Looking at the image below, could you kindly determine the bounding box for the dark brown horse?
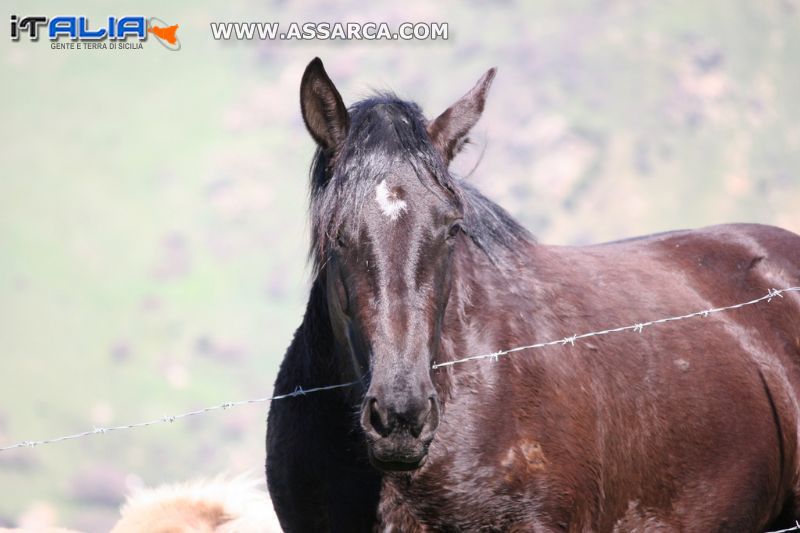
[266,57,800,532]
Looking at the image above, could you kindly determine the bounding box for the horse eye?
[336,276,349,314]
[447,222,462,240]
[336,232,347,249]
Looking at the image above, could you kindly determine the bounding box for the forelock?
[308,93,453,273]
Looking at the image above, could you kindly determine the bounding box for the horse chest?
[379,443,570,530]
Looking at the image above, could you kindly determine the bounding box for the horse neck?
[436,236,540,378]
[456,234,537,313]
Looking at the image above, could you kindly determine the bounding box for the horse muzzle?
[360,394,440,472]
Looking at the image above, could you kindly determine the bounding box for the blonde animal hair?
[111,474,280,533]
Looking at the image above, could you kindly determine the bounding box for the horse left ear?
[300,57,350,154]
[427,67,496,164]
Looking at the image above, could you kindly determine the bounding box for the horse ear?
[427,68,496,164]
[300,57,349,153]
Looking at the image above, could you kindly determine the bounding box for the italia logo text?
[9,15,180,50]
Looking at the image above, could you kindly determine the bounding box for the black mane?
[308,92,530,273]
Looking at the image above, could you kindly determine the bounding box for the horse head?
[300,58,495,471]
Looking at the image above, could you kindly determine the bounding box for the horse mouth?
[367,448,428,472]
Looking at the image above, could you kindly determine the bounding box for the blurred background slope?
[1,0,798,530]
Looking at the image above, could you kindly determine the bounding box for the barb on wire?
[766,521,800,533]
[1,287,798,453]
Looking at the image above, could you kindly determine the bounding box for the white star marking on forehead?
[375,180,408,221]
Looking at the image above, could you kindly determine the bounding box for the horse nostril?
[418,395,440,442]
[361,397,391,438]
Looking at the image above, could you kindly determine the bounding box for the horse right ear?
[427,68,496,164]
[300,58,350,154]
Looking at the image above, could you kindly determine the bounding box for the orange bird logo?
[148,23,179,44]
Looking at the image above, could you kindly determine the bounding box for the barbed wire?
[0,381,359,452]
[431,286,800,368]
[1,286,798,453]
